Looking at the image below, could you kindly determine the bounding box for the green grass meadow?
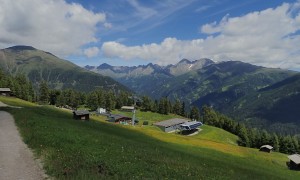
[0,96,299,179]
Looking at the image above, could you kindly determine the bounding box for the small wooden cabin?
[259,145,273,153]
[108,114,132,124]
[73,110,90,120]
[0,88,11,96]
[288,154,300,170]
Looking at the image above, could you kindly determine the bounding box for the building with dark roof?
[288,154,300,170]
[108,114,133,124]
[0,88,11,96]
[73,110,90,120]
[154,118,188,132]
[259,145,273,153]
[180,121,203,131]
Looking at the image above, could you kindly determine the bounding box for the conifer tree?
[173,99,181,115]
[87,92,98,111]
[39,81,49,104]
[180,102,186,117]
[201,106,218,125]
[141,96,152,111]
[158,97,168,114]
[151,100,159,112]
[236,123,250,147]
[190,106,200,120]
[292,136,299,153]
[271,133,280,152]
[260,130,271,146]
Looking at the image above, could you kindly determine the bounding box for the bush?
[143,121,149,125]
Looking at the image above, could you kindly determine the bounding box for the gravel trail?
[0,102,46,180]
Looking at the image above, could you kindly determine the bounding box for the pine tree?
[49,90,60,105]
[87,92,98,111]
[141,96,152,111]
[247,129,259,148]
[201,106,218,125]
[105,91,115,110]
[56,92,66,107]
[236,123,250,147]
[260,130,271,146]
[173,99,181,115]
[292,136,299,153]
[279,135,288,153]
[96,90,105,108]
[271,133,280,152]
[39,81,49,104]
[28,82,35,102]
[151,100,159,112]
[158,98,167,114]
[69,90,79,109]
[180,102,186,117]
[190,106,200,120]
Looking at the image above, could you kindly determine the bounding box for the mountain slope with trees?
[86,60,299,134]
[0,46,128,92]
[216,74,300,135]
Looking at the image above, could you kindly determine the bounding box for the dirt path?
[0,107,46,179]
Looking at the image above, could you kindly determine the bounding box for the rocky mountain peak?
[177,59,192,65]
[98,63,113,70]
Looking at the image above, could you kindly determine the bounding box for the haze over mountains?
[86,59,300,135]
[0,46,128,92]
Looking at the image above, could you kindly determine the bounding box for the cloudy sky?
[0,0,300,70]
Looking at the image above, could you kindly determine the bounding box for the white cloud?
[0,0,106,57]
[84,47,99,58]
[102,1,300,69]
[104,22,112,29]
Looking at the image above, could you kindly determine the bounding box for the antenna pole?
[132,99,136,126]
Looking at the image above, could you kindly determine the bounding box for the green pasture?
[0,96,299,179]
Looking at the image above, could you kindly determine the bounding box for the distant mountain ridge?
[85,59,299,135]
[85,58,214,78]
[0,46,128,92]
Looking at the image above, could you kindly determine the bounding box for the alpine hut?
[259,145,273,153]
[73,110,90,120]
[288,154,300,170]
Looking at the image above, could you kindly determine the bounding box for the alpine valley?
[85,59,300,135]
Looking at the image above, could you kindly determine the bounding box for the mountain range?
[85,58,214,99]
[86,59,300,134]
[0,46,128,92]
[0,45,298,134]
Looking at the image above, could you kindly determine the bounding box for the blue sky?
[0,0,300,70]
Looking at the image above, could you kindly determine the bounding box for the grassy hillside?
[0,96,299,179]
[0,46,128,92]
[110,110,239,145]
